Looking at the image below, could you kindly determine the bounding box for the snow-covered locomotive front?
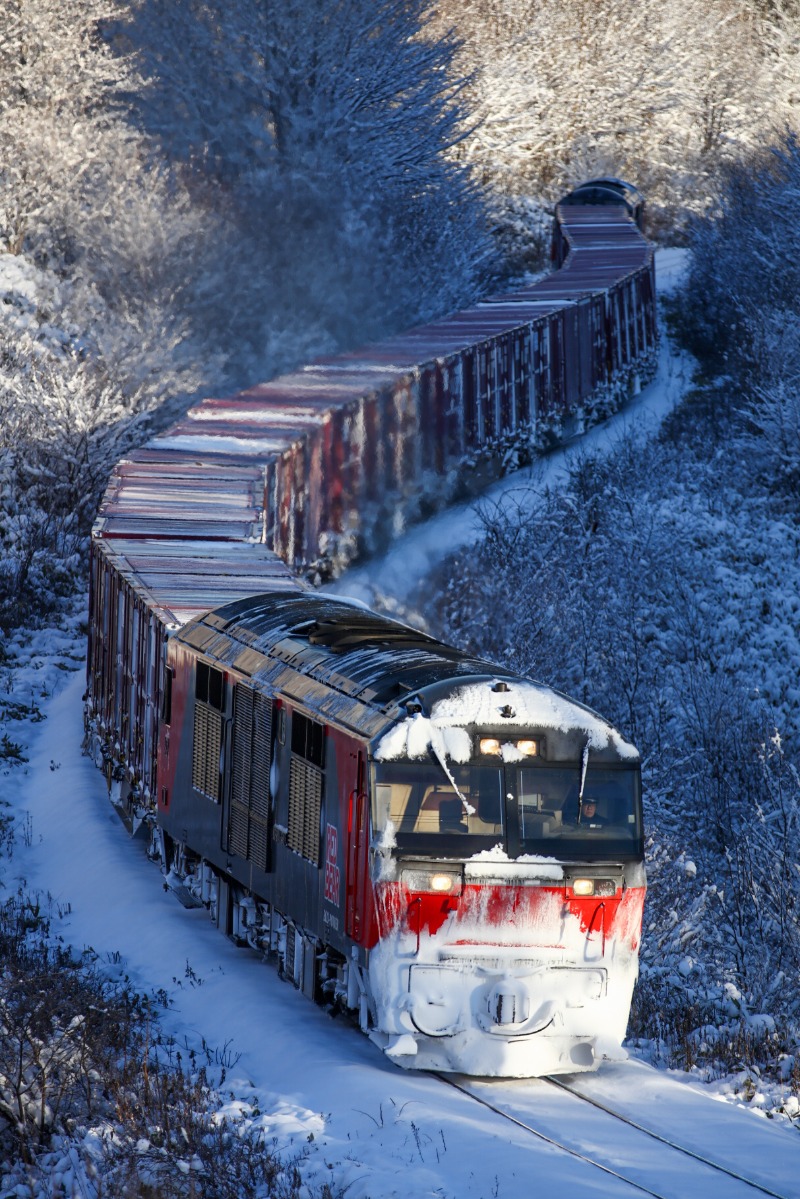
[364,678,645,1077]
[156,593,645,1079]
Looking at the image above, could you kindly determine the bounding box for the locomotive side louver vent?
[287,711,325,865]
[192,703,223,802]
[192,662,226,802]
[288,759,323,864]
[229,684,272,870]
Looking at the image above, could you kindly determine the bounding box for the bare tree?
[115,0,491,352]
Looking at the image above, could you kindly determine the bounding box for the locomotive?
[85,181,654,1077]
[159,591,645,1076]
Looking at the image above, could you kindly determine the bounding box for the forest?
[2,1,800,1193]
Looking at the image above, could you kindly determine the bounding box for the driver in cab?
[580,797,606,828]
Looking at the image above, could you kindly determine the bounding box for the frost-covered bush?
[0,889,145,1167]
[680,132,800,378]
[0,889,341,1198]
[744,375,800,497]
[677,133,800,502]
[0,306,203,630]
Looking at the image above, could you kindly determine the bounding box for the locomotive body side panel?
[158,646,229,858]
[158,634,374,962]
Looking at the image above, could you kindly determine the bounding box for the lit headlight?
[517,739,538,757]
[401,866,462,895]
[480,738,502,756]
[571,877,617,897]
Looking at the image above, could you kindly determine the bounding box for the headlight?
[480,738,502,756]
[571,877,617,897]
[401,866,462,895]
[517,739,539,757]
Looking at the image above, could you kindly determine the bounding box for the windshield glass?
[371,758,642,860]
[373,761,504,852]
[518,763,641,857]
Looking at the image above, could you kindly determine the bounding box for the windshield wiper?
[429,734,475,816]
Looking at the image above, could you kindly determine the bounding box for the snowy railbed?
[3,655,800,1196]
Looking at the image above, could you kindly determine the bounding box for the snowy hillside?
[3,3,800,1194]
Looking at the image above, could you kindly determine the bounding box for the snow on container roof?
[92,538,300,629]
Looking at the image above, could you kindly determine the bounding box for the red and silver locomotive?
[158,591,644,1077]
[85,182,653,1076]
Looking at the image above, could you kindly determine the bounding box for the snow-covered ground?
[7,672,800,1197]
[4,249,800,1195]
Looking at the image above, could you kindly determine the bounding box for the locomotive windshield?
[517,762,642,858]
[372,757,642,859]
[372,761,504,853]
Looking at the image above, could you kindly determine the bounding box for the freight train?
[85,179,655,1077]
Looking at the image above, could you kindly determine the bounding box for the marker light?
[401,866,463,895]
[517,739,538,757]
[480,738,502,756]
[572,878,595,896]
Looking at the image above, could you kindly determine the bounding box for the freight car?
[84,182,655,1076]
[556,176,645,228]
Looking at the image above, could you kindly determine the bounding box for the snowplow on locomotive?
[85,182,655,1077]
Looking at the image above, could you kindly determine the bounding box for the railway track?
[432,1071,793,1198]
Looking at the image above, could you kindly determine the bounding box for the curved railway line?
[83,178,658,1077]
[433,1072,793,1198]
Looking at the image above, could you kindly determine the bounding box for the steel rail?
[545,1075,792,1199]
[431,1072,673,1199]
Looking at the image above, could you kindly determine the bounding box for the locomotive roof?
[174,591,638,762]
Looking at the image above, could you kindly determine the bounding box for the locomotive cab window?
[196,660,225,711]
[372,760,504,854]
[517,763,642,859]
[161,665,174,725]
[373,756,642,860]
